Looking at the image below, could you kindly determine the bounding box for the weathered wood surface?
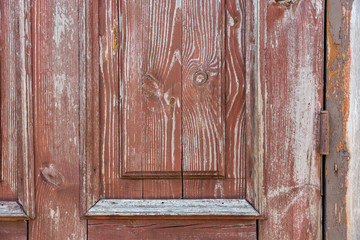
[0,0,20,201]
[86,199,259,218]
[0,201,27,220]
[325,0,360,239]
[84,0,247,202]
[0,221,27,240]
[0,0,35,219]
[80,0,101,214]
[88,219,256,240]
[29,0,86,238]
[258,0,324,239]
[181,0,225,176]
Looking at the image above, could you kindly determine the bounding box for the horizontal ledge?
[0,201,28,221]
[122,171,225,179]
[85,199,260,219]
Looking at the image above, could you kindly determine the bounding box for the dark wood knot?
[193,70,208,86]
[141,74,161,98]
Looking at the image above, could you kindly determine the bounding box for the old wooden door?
[0,0,325,239]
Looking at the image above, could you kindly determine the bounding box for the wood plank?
[137,0,182,177]
[86,199,259,218]
[140,0,183,199]
[0,221,27,240]
[14,0,35,218]
[0,0,18,200]
[79,0,101,214]
[88,219,256,240]
[0,0,35,218]
[29,0,86,238]
[224,0,247,198]
[102,0,143,200]
[325,0,360,239]
[183,0,246,198]
[258,1,324,239]
[182,0,225,177]
[120,0,143,178]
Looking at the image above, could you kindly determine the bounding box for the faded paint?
[347,1,360,239]
[325,0,355,239]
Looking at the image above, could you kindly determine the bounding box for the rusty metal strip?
[320,111,330,155]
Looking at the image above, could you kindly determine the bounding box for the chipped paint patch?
[53,3,74,48]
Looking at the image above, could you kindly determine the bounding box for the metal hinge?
[319,111,330,155]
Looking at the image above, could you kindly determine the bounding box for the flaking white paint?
[53,3,74,48]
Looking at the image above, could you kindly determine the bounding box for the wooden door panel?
[88,219,256,240]
[182,0,225,176]
[0,222,27,240]
[94,0,247,201]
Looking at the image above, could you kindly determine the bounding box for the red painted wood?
[182,0,225,177]
[258,1,324,239]
[0,0,35,218]
[88,219,256,240]
[0,0,19,201]
[0,222,27,240]
[29,0,86,238]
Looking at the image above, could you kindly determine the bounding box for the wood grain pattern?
[0,0,19,201]
[138,0,182,177]
[29,0,86,238]
[0,0,34,219]
[83,0,248,202]
[88,219,256,240]
[183,0,247,199]
[80,0,101,214]
[258,0,324,239]
[0,221,27,240]
[325,0,359,239]
[15,0,35,219]
[182,0,225,177]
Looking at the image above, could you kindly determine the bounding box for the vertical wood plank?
[80,0,101,214]
[103,0,143,199]
[224,0,246,198]
[98,0,122,198]
[30,0,86,238]
[0,0,35,218]
[15,0,35,218]
[140,0,182,176]
[120,0,143,178]
[325,0,360,239]
[141,0,182,199]
[259,0,324,239]
[182,0,225,177]
[0,0,18,200]
[183,0,246,199]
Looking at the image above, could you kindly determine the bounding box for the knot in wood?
[193,70,208,86]
[40,165,64,187]
[169,97,176,106]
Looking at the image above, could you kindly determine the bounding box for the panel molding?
[85,199,260,219]
[0,0,35,220]
[80,0,265,217]
[0,201,28,221]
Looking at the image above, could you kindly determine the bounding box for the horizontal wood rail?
[85,199,260,220]
[0,201,28,221]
